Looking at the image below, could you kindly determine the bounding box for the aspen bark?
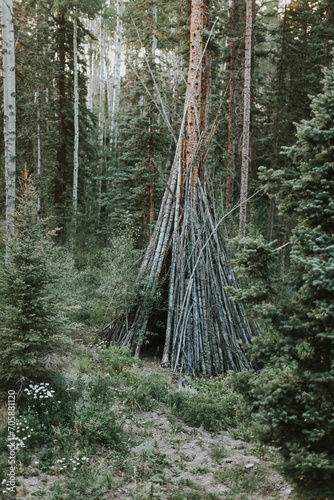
[186,0,203,197]
[112,0,123,145]
[35,92,41,216]
[73,14,79,211]
[149,3,158,239]
[55,10,67,205]
[226,0,239,213]
[239,0,252,238]
[1,0,16,253]
[87,19,94,111]
[97,17,105,224]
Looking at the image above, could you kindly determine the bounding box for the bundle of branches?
[103,1,255,375]
[103,140,254,375]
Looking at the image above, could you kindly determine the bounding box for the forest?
[0,0,333,498]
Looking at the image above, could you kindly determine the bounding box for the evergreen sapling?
[0,178,70,387]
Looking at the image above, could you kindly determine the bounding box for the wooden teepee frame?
[104,1,254,376]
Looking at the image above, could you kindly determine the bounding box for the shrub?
[0,180,71,386]
[74,403,126,449]
[168,378,239,432]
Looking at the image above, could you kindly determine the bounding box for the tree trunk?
[327,2,333,66]
[186,0,203,198]
[1,0,16,258]
[112,0,123,145]
[87,18,94,111]
[55,10,68,206]
[149,3,158,239]
[35,92,41,217]
[201,0,211,132]
[97,17,105,225]
[226,0,239,214]
[239,0,252,238]
[73,13,79,211]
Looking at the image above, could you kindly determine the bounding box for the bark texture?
[1,0,16,250]
[73,14,79,211]
[112,0,123,145]
[239,0,253,238]
[226,0,239,214]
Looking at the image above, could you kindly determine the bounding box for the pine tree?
[243,63,334,498]
[0,178,70,387]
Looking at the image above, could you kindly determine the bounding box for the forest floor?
[10,336,293,500]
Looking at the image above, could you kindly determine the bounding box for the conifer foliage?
[0,178,69,387]
[242,65,334,498]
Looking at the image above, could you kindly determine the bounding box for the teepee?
[104,0,254,376]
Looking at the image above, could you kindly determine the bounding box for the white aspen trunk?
[239,0,252,238]
[99,18,105,145]
[106,34,114,128]
[73,14,79,211]
[112,0,123,145]
[152,3,157,56]
[97,17,105,224]
[35,92,41,215]
[1,0,16,256]
[87,18,94,111]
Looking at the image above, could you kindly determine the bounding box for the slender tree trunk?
[73,13,79,211]
[1,0,16,257]
[186,0,203,198]
[327,2,333,66]
[35,92,41,216]
[149,3,158,239]
[239,0,252,238]
[87,19,94,111]
[226,0,239,213]
[55,10,67,205]
[202,0,211,132]
[112,0,123,145]
[97,17,105,225]
[268,0,287,241]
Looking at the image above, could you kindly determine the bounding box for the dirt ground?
[16,357,293,499]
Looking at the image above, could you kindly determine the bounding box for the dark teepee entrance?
[103,0,254,376]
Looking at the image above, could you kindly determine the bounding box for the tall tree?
[112,0,123,145]
[242,62,334,499]
[225,0,239,214]
[1,0,16,257]
[186,0,203,197]
[73,11,79,211]
[239,0,253,237]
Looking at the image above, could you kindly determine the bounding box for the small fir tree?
[0,178,70,387]
[238,64,334,498]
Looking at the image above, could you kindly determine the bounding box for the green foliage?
[124,371,172,411]
[168,378,239,432]
[98,345,139,374]
[73,232,142,326]
[226,235,279,305]
[236,64,334,499]
[74,403,125,449]
[0,182,71,386]
[215,464,267,497]
[48,463,114,499]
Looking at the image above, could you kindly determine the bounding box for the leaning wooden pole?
[103,0,254,376]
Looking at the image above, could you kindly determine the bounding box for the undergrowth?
[0,340,287,499]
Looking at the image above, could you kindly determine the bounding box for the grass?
[0,337,290,500]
